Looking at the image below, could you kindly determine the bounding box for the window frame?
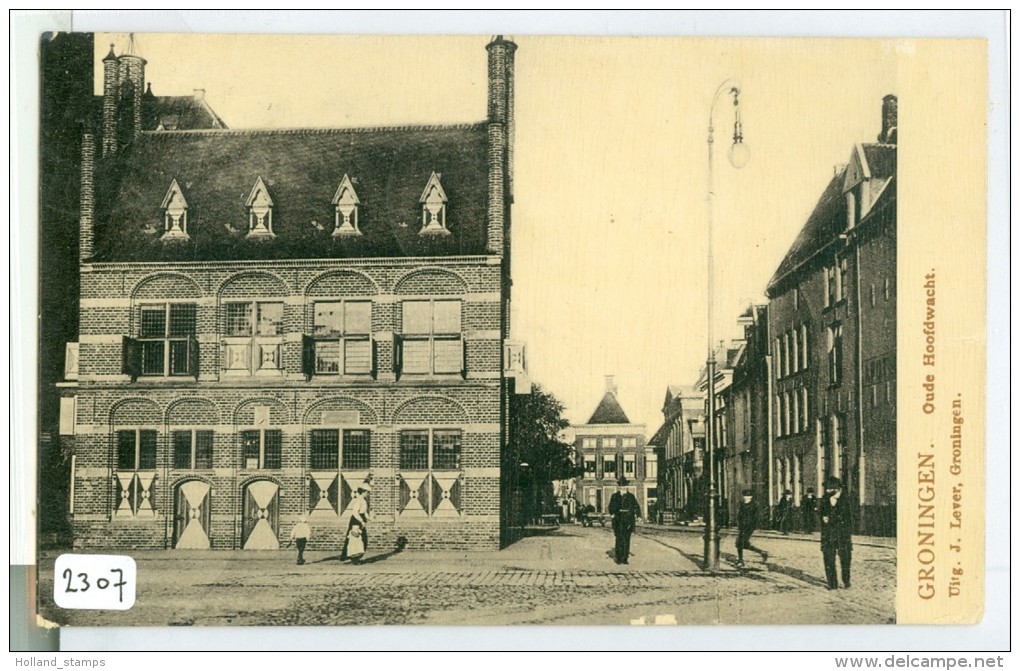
[116,428,158,471]
[172,429,213,470]
[309,427,372,471]
[309,300,374,377]
[240,428,283,470]
[397,427,464,517]
[828,323,844,387]
[645,453,658,480]
[114,427,159,518]
[136,302,198,378]
[398,299,464,377]
[222,300,286,377]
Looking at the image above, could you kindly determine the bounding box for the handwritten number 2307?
[62,568,127,603]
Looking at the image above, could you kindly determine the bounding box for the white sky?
[95,33,899,432]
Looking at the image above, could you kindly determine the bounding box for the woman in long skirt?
[340,482,371,563]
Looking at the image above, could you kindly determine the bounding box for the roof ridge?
[138,122,487,137]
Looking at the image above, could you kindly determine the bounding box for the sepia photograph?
[23,16,996,646]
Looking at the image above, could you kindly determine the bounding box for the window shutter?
[302,334,315,378]
[433,338,463,375]
[189,335,200,377]
[402,339,431,374]
[122,337,141,380]
[371,339,378,378]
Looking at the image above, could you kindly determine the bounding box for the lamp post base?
[702,488,720,570]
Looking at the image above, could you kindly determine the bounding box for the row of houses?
[650,96,898,536]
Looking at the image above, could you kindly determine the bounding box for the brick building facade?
[648,384,703,522]
[58,36,519,552]
[571,377,652,516]
[764,96,897,535]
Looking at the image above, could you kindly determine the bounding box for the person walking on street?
[819,476,853,589]
[801,487,818,534]
[340,482,371,564]
[777,489,794,534]
[289,515,311,565]
[735,489,768,567]
[608,478,641,565]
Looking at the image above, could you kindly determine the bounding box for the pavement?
[37,522,896,627]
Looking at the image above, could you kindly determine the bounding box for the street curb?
[636,523,896,550]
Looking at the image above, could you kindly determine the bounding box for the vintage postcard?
[29,30,988,636]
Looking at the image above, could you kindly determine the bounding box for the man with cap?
[735,488,768,567]
[608,478,641,565]
[819,476,853,589]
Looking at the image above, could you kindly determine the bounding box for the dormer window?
[161,179,189,240]
[331,174,361,237]
[419,172,449,236]
[245,176,275,238]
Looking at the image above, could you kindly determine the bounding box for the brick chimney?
[878,94,897,144]
[118,51,146,144]
[101,44,118,157]
[605,375,618,395]
[486,36,516,256]
[79,132,95,262]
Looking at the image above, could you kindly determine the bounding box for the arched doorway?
[173,480,211,549]
[241,480,280,549]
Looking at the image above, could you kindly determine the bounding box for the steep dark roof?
[92,124,490,262]
[144,95,227,131]
[92,93,228,131]
[647,421,672,447]
[587,392,632,425]
[862,144,896,180]
[766,170,845,294]
[767,143,896,294]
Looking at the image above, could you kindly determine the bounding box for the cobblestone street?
[39,523,895,627]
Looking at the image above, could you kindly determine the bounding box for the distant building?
[764,95,897,535]
[724,305,772,525]
[571,376,651,515]
[695,343,740,527]
[647,384,702,522]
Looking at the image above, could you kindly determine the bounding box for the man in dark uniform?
[801,487,818,534]
[735,489,768,567]
[608,478,641,565]
[776,489,794,534]
[819,476,853,589]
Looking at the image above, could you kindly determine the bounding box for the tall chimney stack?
[485,36,516,257]
[118,51,146,143]
[79,132,95,262]
[101,45,118,157]
[878,94,897,144]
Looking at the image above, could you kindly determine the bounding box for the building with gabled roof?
[57,36,519,552]
[570,376,652,516]
[647,383,703,522]
[764,95,897,535]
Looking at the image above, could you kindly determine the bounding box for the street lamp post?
[703,79,749,571]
